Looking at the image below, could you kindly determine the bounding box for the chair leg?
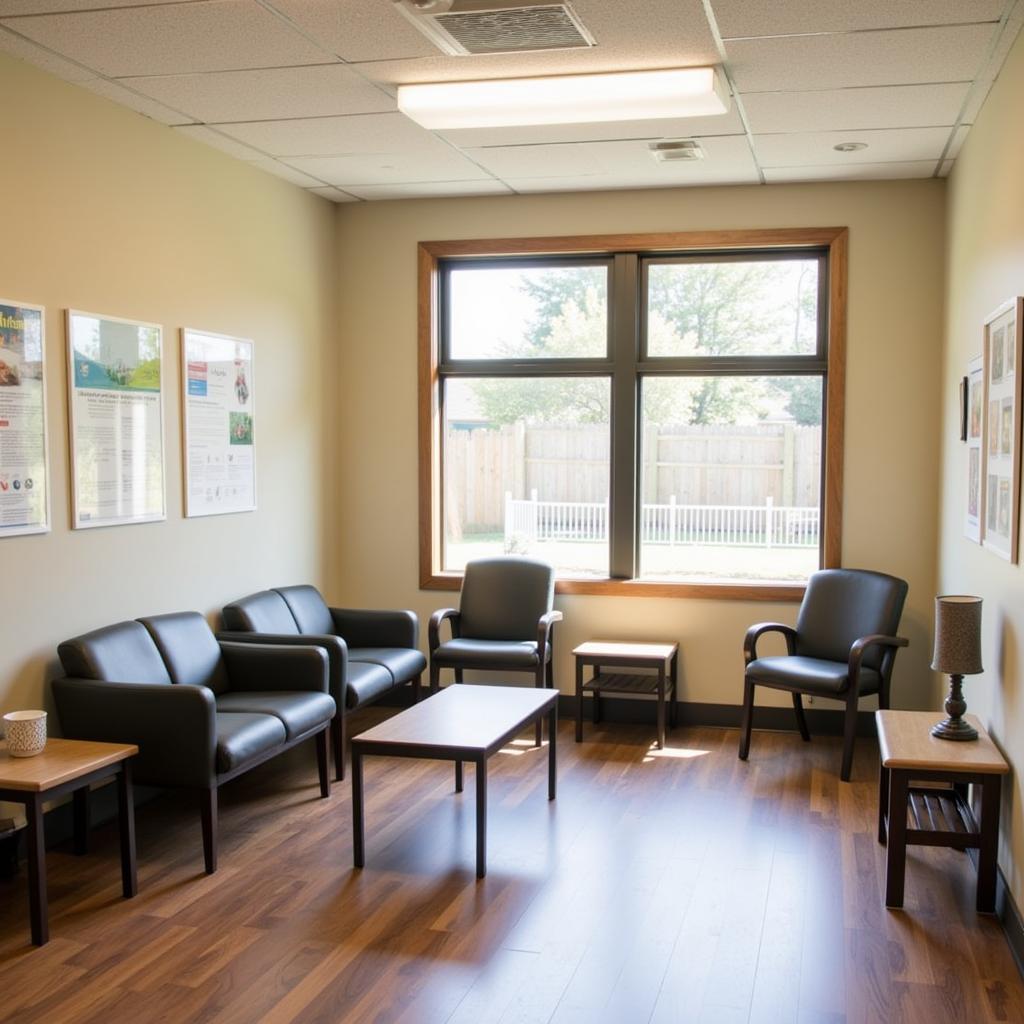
[411,673,422,704]
[878,684,890,711]
[840,692,859,782]
[332,714,346,782]
[200,788,218,875]
[454,668,464,684]
[738,679,755,760]
[429,661,441,694]
[534,663,545,746]
[792,693,812,742]
[545,657,554,688]
[316,730,330,798]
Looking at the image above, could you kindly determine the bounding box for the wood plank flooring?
[0,712,1020,1023]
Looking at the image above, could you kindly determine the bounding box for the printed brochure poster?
[0,300,49,536]
[68,311,165,528]
[182,328,255,517]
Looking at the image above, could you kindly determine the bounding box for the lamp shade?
[931,595,983,675]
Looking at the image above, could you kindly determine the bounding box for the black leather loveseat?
[54,611,335,874]
[221,585,426,779]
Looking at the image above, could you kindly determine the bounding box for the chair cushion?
[139,611,229,695]
[216,692,334,740]
[346,661,396,710]
[746,656,881,697]
[459,557,554,641]
[215,712,286,774]
[432,637,546,670]
[58,620,172,685]
[351,647,427,685]
[275,585,335,636]
[222,591,300,635]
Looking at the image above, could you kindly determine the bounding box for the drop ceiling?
[0,0,1021,202]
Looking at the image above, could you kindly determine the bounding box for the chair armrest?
[219,642,330,695]
[329,607,419,650]
[52,677,216,789]
[537,609,563,649]
[744,622,797,663]
[429,608,460,652]
[848,634,909,677]
[217,632,347,707]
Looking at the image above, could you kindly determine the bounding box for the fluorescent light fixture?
[397,67,728,130]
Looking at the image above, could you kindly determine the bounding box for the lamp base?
[931,716,979,741]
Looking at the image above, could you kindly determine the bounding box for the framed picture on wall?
[0,298,50,537]
[981,297,1023,561]
[965,354,983,542]
[66,310,166,529]
[180,328,256,517]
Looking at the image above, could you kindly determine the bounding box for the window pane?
[443,377,610,577]
[639,376,822,582]
[646,259,819,357]
[448,265,608,360]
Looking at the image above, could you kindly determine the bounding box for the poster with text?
[181,328,255,517]
[0,299,49,536]
[67,310,166,529]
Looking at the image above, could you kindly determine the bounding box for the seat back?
[795,569,908,669]
[58,620,173,685]
[459,557,555,641]
[222,590,300,634]
[275,585,335,636]
[139,612,229,694]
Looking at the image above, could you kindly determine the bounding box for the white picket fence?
[504,492,819,548]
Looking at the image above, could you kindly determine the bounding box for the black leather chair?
[429,557,562,744]
[54,612,334,874]
[220,585,426,780]
[739,568,909,781]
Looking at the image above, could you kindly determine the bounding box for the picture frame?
[181,328,256,518]
[0,298,51,537]
[965,355,983,542]
[66,310,166,529]
[981,297,1023,561]
[959,375,969,441]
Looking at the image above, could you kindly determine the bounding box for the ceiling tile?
[0,24,95,80]
[354,0,718,84]
[174,124,270,160]
[215,111,450,157]
[286,149,493,185]
[307,186,359,202]
[504,162,761,193]
[244,158,327,188]
[764,161,939,182]
[77,78,195,124]
[0,0,333,77]
[743,83,969,134]
[342,180,514,200]
[437,106,745,149]
[754,126,951,167]
[712,0,1004,39]
[0,0,197,12]
[121,64,395,124]
[726,24,997,92]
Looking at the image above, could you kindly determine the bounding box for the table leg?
[26,794,47,946]
[593,665,601,724]
[117,762,138,899]
[885,770,908,909]
[670,652,678,729]
[575,658,583,743]
[455,760,463,793]
[476,757,487,879]
[352,751,365,869]
[877,762,889,845]
[548,704,557,800]
[73,786,90,856]
[977,775,1001,913]
[656,665,666,750]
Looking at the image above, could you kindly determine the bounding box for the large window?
[419,229,846,598]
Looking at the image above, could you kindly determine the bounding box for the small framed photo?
[965,355,984,542]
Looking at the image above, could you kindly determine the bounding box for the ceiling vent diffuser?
[393,0,596,56]
[649,140,704,163]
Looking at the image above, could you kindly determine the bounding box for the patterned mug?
[4,710,47,758]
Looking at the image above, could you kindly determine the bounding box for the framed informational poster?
[981,297,1023,561]
[181,328,255,517]
[67,310,166,529]
[0,299,50,537]
[965,355,983,543]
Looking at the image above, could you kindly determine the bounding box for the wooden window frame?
[418,227,848,600]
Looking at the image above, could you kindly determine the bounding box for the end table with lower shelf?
[573,641,679,749]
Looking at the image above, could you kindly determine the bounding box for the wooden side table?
[0,738,139,945]
[573,641,679,749]
[876,710,1008,913]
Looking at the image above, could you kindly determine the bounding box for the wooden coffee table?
[0,738,138,945]
[351,684,558,878]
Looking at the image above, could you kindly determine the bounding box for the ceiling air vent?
[393,0,596,56]
[649,139,704,163]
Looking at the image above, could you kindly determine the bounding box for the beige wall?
[939,24,1024,907]
[334,179,946,714]
[0,54,335,726]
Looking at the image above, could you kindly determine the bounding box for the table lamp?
[930,595,983,741]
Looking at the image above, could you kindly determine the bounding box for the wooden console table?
[876,710,1007,913]
[573,641,678,749]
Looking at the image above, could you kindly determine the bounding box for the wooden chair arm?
[743,622,797,664]
[429,608,460,653]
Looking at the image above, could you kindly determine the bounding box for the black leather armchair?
[429,557,562,745]
[220,585,426,780]
[54,612,334,874]
[738,568,909,781]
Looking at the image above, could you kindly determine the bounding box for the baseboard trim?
[996,865,1024,979]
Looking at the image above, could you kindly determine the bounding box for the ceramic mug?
[4,710,47,757]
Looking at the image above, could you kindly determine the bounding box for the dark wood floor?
[0,712,1020,1023]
